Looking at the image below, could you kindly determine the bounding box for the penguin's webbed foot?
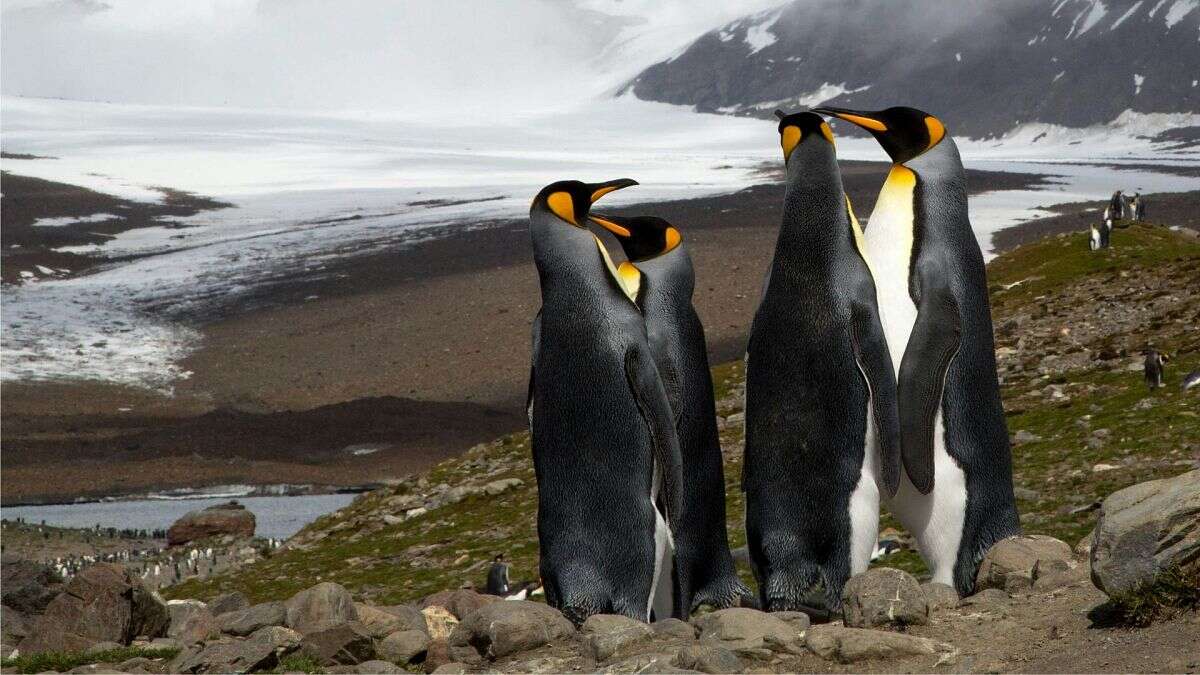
[690,577,757,613]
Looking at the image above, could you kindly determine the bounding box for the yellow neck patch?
[547,191,577,225]
[781,125,801,160]
[845,194,875,277]
[664,227,682,253]
[925,116,946,150]
[819,121,836,146]
[594,235,640,303]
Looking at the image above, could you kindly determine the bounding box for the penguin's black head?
[531,178,638,227]
[773,109,835,162]
[812,106,946,164]
[587,213,682,262]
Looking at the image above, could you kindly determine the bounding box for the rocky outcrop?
[805,625,954,664]
[420,588,499,620]
[285,582,358,634]
[692,607,803,654]
[298,622,377,666]
[581,614,653,661]
[167,600,218,646]
[171,625,301,673]
[18,563,168,655]
[447,601,574,663]
[1,558,62,614]
[975,535,1074,592]
[167,502,256,546]
[377,629,430,665]
[218,601,287,637]
[842,568,929,628]
[207,591,249,616]
[1091,470,1200,595]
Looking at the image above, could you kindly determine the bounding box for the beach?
[1,160,1108,505]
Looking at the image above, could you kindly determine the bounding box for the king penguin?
[528,179,684,624]
[742,111,902,612]
[814,105,1021,596]
[586,211,755,612]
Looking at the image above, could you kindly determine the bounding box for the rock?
[582,614,653,661]
[84,640,124,655]
[421,605,459,641]
[601,652,687,673]
[1075,528,1096,558]
[920,582,960,611]
[805,625,951,663]
[482,478,523,496]
[376,605,428,636]
[1,559,62,614]
[219,601,287,637]
[299,622,377,666]
[447,601,573,663]
[353,604,405,640]
[1013,486,1040,502]
[974,535,1073,591]
[167,501,256,546]
[286,582,359,634]
[1012,430,1041,444]
[377,629,429,666]
[692,607,799,652]
[651,618,697,640]
[171,625,300,673]
[674,644,741,673]
[356,660,405,674]
[170,604,218,646]
[1091,469,1200,595]
[2,604,31,656]
[960,588,1009,607]
[1093,463,1119,472]
[18,563,167,655]
[420,589,498,620]
[207,592,250,617]
[431,664,468,674]
[841,568,928,627]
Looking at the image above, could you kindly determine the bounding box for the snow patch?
[1134,73,1146,94]
[1067,0,1109,38]
[744,9,783,55]
[1149,0,1170,15]
[32,213,120,227]
[1164,0,1199,27]
[955,52,962,61]
[1110,0,1144,28]
[1053,70,1067,82]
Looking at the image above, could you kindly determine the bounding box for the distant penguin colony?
[526,103,1028,624]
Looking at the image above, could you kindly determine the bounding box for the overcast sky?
[1,0,784,117]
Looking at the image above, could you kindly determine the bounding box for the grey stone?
[674,644,741,673]
[975,535,1073,591]
[651,618,697,640]
[447,600,573,663]
[171,625,299,673]
[482,478,524,496]
[207,592,250,617]
[841,568,928,627]
[1,559,62,614]
[299,622,377,666]
[1091,469,1200,595]
[1012,430,1041,445]
[431,664,468,674]
[960,588,1009,606]
[286,582,359,634]
[377,629,429,665]
[172,605,219,646]
[356,660,405,674]
[84,641,124,655]
[1013,486,1041,502]
[219,601,287,636]
[600,652,689,673]
[582,614,653,661]
[805,625,952,663]
[354,603,405,640]
[769,611,811,633]
[921,582,960,612]
[420,589,498,620]
[377,605,428,635]
[692,607,799,652]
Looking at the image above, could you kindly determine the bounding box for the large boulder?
[171,625,300,673]
[298,622,377,666]
[420,589,499,620]
[841,568,928,628]
[18,563,168,655]
[581,614,653,662]
[354,603,407,639]
[167,600,218,646]
[974,535,1073,592]
[167,502,256,546]
[286,582,359,635]
[377,605,428,636]
[674,644,742,673]
[1,558,62,614]
[805,625,953,663]
[207,592,250,616]
[377,629,430,665]
[447,601,573,663]
[692,607,800,653]
[219,601,287,636]
[1091,469,1200,595]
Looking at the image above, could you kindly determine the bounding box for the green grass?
[270,653,326,674]
[1105,565,1200,627]
[0,646,178,674]
[165,222,1199,606]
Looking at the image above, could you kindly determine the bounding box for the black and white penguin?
[741,110,902,612]
[1089,224,1101,251]
[1101,218,1112,248]
[586,211,754,612]
[814,105,1021,597]
[486,554,510,596]
[1144,350,1168,391]
[1181,369,1200,392]
[528,178,684,625]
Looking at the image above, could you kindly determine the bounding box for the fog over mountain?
[626,0,1200,137]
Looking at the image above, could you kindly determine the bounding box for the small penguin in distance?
[1089,224,1101,251]
[528,178,684,625]
[742,110,901,612]
[587,210,754,612]
[1144,349,1168,391]
[486,554,510,596]
[815,105,1020,597]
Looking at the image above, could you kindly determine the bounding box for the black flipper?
[849,301,901,498]
[527,311,542,431]
[624,346,684,535]
[897,287,961,494]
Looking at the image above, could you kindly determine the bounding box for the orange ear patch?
[664,227,682,252]
[547,191,577,225]
[781,125,802,160]
[925,116,946,149]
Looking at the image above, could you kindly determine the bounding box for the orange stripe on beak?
[590,215,632,238]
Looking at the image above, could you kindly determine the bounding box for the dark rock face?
[626,0,1200,138]
[207,591,250,617]
[171,625,301,673]
[167,502,256,546]
[18,563,168,655]
[298,622,377,666]
[219,601,287,637]
[1,558,62,614]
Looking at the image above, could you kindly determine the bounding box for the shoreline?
[6,163,1198,505]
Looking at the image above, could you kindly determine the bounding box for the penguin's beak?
[812,107,888,132]
[588,178,638,204]
[588,213,632,238]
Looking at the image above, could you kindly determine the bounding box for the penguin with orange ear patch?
[528,179,684,625]
[743,111,901,613]
[588,211,755,612]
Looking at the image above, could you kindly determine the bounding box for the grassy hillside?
[166,221,1200,604]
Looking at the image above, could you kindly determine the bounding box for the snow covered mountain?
[624,0,1200,138]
